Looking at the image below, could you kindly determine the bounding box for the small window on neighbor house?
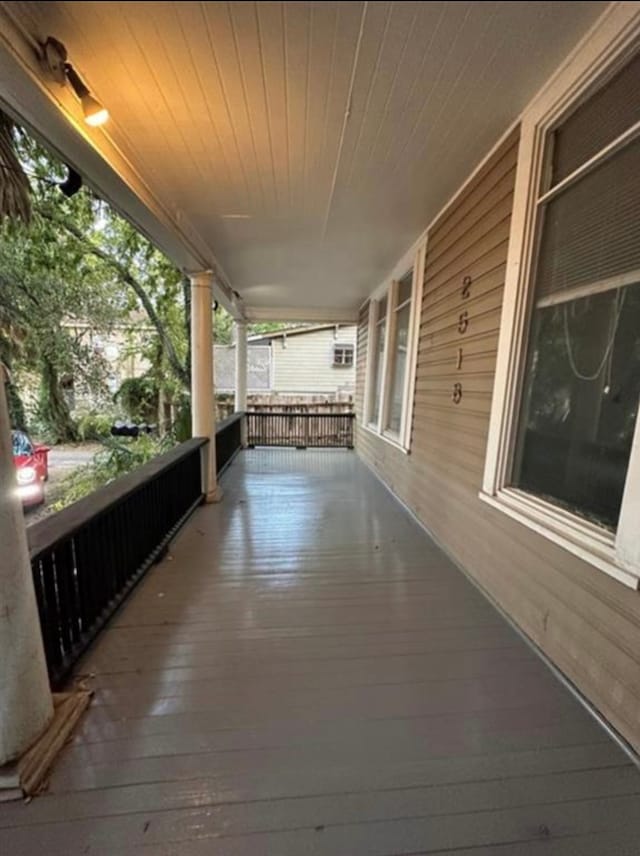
[333,344,354,366]
[512,52,640,530]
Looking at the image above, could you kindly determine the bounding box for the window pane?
[371,319,385,424]
[386,302,411,433]
[536,138,640,300]
[552,50,640,184]
[334,345,353,365]
[513,283,640,529]
[397,270,413,305]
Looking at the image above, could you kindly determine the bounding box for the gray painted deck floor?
[2,450,640,854]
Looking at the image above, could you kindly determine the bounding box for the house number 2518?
[453,275,471,404]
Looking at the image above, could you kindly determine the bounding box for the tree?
[1,120,194,441]
[1,115,299,444]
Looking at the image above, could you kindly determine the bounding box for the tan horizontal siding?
[424,233,511,300]
[355,125,640,754]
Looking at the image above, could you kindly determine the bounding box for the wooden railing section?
[28,414,243,688]
[247,411,354,449]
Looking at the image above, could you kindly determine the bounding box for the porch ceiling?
[1,1,607,319]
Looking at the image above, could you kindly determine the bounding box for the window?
[386,271,413,434]
[333,344,354,366]
[369,297,387,426]
[364,244,425,451]
[482,34,640,588]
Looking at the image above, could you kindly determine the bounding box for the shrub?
[51,433,176,511]
[75,410,114,441]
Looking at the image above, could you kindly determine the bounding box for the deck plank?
[1,449,639,854]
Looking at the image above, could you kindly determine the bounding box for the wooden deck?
[1,449,639,854]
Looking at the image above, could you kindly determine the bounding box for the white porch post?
[190,271,219,502]
[0,365,53,765]
[235,321,248,413]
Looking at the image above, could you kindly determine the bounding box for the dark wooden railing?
[247,411,354,449]
[28,415,244,688]
[216,412,243,473]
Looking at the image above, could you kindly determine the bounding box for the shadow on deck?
[1,450,639,854]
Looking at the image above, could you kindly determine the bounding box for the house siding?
[271,326,357,394]
[355,128,640,754]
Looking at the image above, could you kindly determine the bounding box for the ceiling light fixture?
[43,37,109,127]
[64,63,109,126]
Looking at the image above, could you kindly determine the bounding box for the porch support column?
[235,321,248,413]
[190,271,219,502]
[0,364,53,765]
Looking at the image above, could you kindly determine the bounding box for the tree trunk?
[0,342,26,430]
[182,275,192,381]
[37,206,190,390]
[38,354,79,443]
[157,382,166,437]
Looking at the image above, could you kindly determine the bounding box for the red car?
[12,430,49,507]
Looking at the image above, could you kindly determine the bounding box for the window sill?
[362,422,409,455]
[479,487,639,590]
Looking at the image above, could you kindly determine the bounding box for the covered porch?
[1,449,639,854]
[2,2,640,852]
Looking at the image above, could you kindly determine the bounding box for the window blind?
[535,136,640,299]
[551,49,640,184]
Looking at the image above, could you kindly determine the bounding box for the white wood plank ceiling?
[5,1,608,317]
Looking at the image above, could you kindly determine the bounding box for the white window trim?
[363,242,425,453]
[481,3,640,590]
[333,343,354,366]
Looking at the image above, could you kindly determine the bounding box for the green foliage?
[2,118,291,453]
[171,394,192,443]
[248,321,299,336]
[214,308,295,344]
[75,409,114,442]
[214,308,234,344]
[1,121,194,444]
[114,375,158,423]
[51,434,176,511]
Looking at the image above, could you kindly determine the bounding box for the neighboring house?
[61,318,152,409]
[215,324,356,398]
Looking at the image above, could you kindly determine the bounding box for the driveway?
[25,443,100,522]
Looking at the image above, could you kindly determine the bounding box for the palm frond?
[0,111,31,223]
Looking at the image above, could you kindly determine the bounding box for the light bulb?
[81,93,109,127]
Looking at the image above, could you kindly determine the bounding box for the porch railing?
[247,411,354,449]
[215,412,243,473]
[28,415,243,688]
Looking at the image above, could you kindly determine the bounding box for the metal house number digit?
[452,383,463,404]
[462,276,472,299]
[458,311,469,334]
